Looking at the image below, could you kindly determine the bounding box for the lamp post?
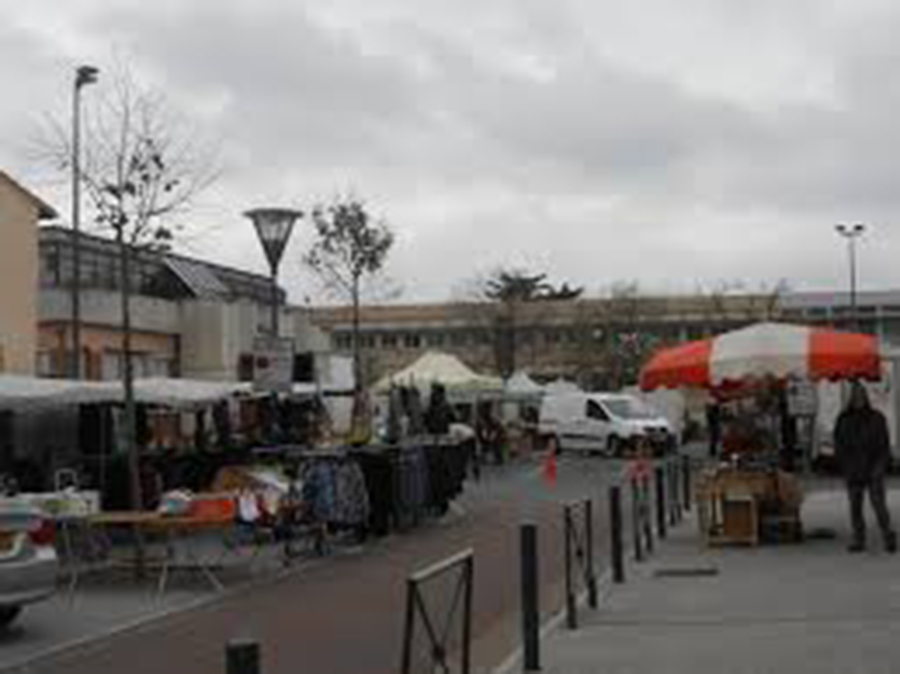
[835,223,866,330]
[245,208,303,336]
[71,64,99,379]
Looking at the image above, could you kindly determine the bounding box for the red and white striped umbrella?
[639,322,881,391]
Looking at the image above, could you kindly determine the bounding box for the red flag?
[543,439,558,486]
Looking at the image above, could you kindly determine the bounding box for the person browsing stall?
[834,382,897,553]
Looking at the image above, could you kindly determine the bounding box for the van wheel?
[607,436,622,458]
[0,606,22,630]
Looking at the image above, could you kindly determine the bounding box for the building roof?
[781,290,900,309]
[163,256,232,301]
[39,225,284,303]
[0,171,57,220]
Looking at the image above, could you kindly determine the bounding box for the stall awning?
[0,375,117,410]
[0,376,252,411]
[639,322,882,391]
[373,351,503,393]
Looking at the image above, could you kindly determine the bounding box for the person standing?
[834,382,897,553]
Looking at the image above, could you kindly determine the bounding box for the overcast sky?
[4,0,900,303]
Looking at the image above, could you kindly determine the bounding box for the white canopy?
[127,378,251,407]
[504,371,545,396]
[373,351,502,393]
[0,375,115,410]
[544,378,582,395]
[0,376,253,411]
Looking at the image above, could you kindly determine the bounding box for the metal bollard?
[520,523,540,672]
[682,454,692,512]
[585,499,598,609]
[564,506,577,630]
[226,640,260,674]
[642,474,654,554]
[631,477,644,562]
[655,465,667,540]
[610,485,625,584]
[670,461,681,526]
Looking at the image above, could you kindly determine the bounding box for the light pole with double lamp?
[70,64,99,379]
[835,222,866,330]
[245,208,303,336]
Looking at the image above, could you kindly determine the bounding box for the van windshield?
[603,398,656,420]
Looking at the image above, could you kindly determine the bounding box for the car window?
[603,397,655,420]
[586,400,610,421]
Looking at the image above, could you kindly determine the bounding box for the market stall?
[640,322,881,546]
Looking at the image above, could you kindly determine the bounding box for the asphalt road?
[2,456,624,674]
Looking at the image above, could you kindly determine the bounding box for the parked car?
[539,392,675,457]
[0,502,58,629]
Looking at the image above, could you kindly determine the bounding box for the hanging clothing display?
[301,457,371,528]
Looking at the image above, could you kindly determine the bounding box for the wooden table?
[89,511,235,594]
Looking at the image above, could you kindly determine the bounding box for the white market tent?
[373,351,503,394]
[504,371,545,398]
[544,378,582,395]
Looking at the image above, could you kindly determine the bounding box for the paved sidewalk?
[536,486,900,674]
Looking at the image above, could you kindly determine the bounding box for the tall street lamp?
[71,64,99,379]
[835,222,866,330]
[245,208,303,336]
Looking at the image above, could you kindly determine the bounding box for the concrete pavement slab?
[536,486,900,674]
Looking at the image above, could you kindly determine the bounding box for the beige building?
[311,293,785,388]
[0,172,56,375]
[312,290,900,388]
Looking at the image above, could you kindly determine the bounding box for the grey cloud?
[6,0,900,300]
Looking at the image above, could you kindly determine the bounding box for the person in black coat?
[834,382,896,553]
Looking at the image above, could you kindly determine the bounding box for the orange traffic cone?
[543,438,558,486]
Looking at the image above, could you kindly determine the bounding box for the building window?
[450,331,469,347]
[360,334,377,349]
[474,330,491,345]
[237,353,254,382]
[403,333,422,349]
[544,330,560,345]
[426,332,445,347]
[40,247,61,287]
[333,334,353,351]
[36,351,54,377]
[381,333,398,348]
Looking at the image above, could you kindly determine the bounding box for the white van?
[539,392,675,457]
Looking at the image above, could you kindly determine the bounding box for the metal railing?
[563,499,599,629]
[401,548,475,674]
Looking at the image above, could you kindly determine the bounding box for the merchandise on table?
[0,490,101,518]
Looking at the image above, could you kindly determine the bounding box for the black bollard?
[585,499,598,608]
[564,506,577,630]
[683,454,692,512]
[631,477,644,562]
[226,640,260,674]
[610,485,625,584]
[670,461,680,526]
[642,474,654,554]
[520,523,540,672]
[655,465,667,540]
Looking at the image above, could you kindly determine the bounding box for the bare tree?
[39,67,219,512]
[695,278,790,335]
[303,196,395,387]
